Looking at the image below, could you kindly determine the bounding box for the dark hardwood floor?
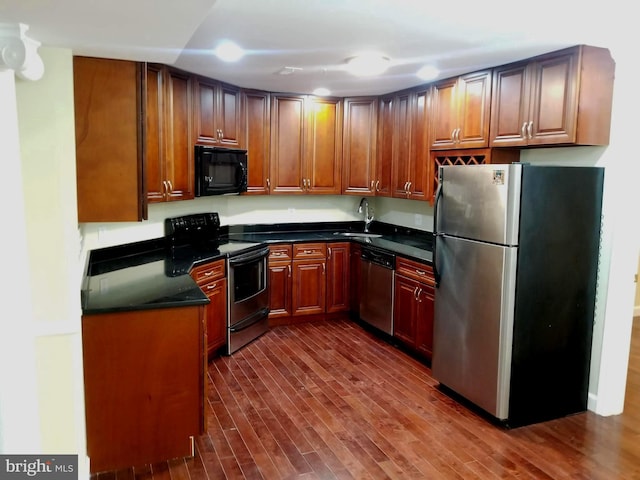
[96,316,640,479]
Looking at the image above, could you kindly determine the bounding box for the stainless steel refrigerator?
[432,163,604,427]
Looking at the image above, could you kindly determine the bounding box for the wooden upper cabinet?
[194,78,243,148]
[342,97,378,196]
[430,70,492,150]
[270,94,342,195]
[391,92,411,198]
[391,89,430,200]
[307,97,342,194]
[242,89,271,194]
[146,65,194,203]
[490,45,615,147]
[375,96,394,197]
[73,56,146,222]
[270,94,305,194]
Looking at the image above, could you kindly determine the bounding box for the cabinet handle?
[167,180,173,193]
[413,286,419,300]
[415,269,427,277]
[307,178,311,190]
[204,270,214,276]
[322,263,326,275]
[288,264,291,277]
[407,181,412,197]
[370,180,375,190]
[417,287,423,303]
[403,181,408,192]
[303,249,313,254]
[266,178,271,189]
[451,128,457,141]
[328,247,332,259]
[521,122,528,139]
[206,283,217,291]
[375,180,380,192]
[456,128,461,143]
[527,121,533,139]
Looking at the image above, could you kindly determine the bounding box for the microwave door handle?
[238,161,247,183]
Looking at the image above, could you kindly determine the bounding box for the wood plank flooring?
[95,317,640,479]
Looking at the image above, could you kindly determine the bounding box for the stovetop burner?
[164,212,263,276]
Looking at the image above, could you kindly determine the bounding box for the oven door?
[227,246,270,353]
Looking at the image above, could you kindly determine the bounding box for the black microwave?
[194,145,248,196]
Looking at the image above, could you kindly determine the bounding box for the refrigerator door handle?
[432,180,444,288]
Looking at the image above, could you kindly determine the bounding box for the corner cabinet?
[193,78,243,148]
[270,95,342,194]
[73,56,147,222]
[145,65,195,203]
[430,70,492,150]
[490,45,615,147]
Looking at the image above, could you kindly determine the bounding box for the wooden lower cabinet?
[268,242,349,321]
[190,259,227,357]
[82,306,205,473]
[393,257,436,360]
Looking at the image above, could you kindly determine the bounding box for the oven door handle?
[229,307,270,333]
[228,246,270,266]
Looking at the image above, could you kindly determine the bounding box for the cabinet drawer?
[293,243,327,260]
[396,257,434,286]
[190,259,226,285]
[269,244,292,261]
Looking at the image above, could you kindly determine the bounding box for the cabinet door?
[489,62,530,147]
[292,260,326,316]
[342,97,377,195]
[145,64,165,203]
[408,89,429,201]
[217,83,243,148]
[194,78,218,145]
[430,77,458,149]
[164,69,194,201]
[203,278,227,356]
[456,70,491,148]
[73,57,146,222]
[415,284,435,360]
[393,274,418,346]
[326,243,350,313]
[243,90,271,194]
[268,261,292,318]
[375,96,394,197]
[306,97,342,194]
[270,95,305,194]
[391,92,411,198]
[527,51,578,146]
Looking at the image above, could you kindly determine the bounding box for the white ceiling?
[1,0,613,97]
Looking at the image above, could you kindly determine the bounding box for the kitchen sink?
[333,232,382,238]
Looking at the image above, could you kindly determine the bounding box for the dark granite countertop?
[81,221,433,315]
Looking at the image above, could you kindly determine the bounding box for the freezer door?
[438,164,522,245]
[432,234,517,420]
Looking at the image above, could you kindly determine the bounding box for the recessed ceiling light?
[417,65,439,81]
[313,87,331,96]
[214,40,245,62]
[346,52,390,77]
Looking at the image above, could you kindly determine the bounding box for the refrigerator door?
[432,234,517,420]
[439,164,522,246]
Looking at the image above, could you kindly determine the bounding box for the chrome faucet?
[358,198,374,232]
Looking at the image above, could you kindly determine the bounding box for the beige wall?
[16,47,88,472]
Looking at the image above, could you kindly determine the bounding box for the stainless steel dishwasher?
[359,245,395,335]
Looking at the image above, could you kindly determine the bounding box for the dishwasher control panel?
[361,246,395,270]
